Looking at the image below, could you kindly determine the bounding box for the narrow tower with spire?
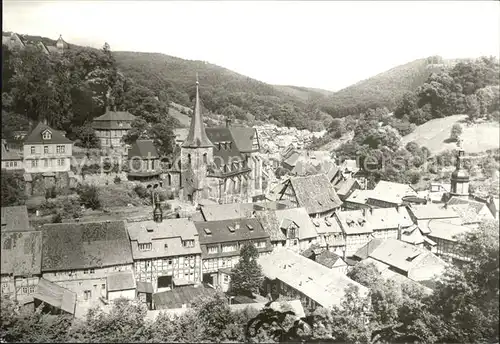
[180,75,214,204]
[449,142,470,199]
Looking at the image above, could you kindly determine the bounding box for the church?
[165,79,263,205]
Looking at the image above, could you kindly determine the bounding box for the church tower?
[180,77,214,204]
[450,146,470,199]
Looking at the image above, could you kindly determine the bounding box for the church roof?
[181,80,213,148]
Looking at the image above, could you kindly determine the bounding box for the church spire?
[181,74,213,148]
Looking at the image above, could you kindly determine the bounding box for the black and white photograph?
[1,0,499,342]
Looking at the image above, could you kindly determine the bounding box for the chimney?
[397,224,402,240]
[226,118,232,127]
[43,118,48,125]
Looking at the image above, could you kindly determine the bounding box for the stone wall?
[27,172,71,197]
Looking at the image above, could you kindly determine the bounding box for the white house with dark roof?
[23,122,73,173]
[258,248,368,311]
[276,174,343,217]
[127,218,202,293]
[194,217,272,287]
[1,231,42,302]
[40,220,133,304]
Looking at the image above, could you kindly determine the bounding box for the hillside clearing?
[402,115,500,154]
[169,102,191,127]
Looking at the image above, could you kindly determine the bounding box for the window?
[30,146,35,154]
[203,153,208,164]
[90,268,95,274]
[255,240,266,249]
[84,290,92,300]
[164,244,168,250]
[44,146,49,154]
[1,283,8,292]
[138,243,152,251]
[57,159,64,166]
[222,243,237,253]
[44,159,49,167]
[182,240,194,248]
[187,154,191,163]
[208,246,218,254]
[56,145,65,154]
[168,259,173,265]
[84,269,89,274]
[42,130,52,140]
[22,287,28,294]
[102,284,106,290]
[223,275,230,283]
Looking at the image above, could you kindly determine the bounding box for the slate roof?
[258,249,368,309]
[41,221,133,272]
[195,218,269,245]
[311,216,343,235]
[33,278,76,315]
[206,128,244,169]
[24,122,73,145]
[128,140,159,159]
[152,284,215,309]
[313,250,345,269]
[335,211,373,235]
[345,189,374,205]
[182,82,213,148]
[107,271,136,292]
[229,127,259,153]
[1,206,30,232]
[275,207,318,240]
[93,111,136,122]
[284,174,342,215]
[1,231,42,276]
[407,204,460,220]
[427,220,473,242]
[127,218,201,259]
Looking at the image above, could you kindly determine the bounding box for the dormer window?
[138,243,152,251]
[42,130,52,140]
[182,239,194,248]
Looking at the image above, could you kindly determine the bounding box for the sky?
[2,1,499,91]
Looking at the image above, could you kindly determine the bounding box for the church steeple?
[181,75,213,148]
[450,142,470,199]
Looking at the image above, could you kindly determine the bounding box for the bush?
[450,123,463,142]
[114,176,121,184]
[77,184,101,210]
[45,186,57,199]
[134,184,149,199]
[52,213,62,223]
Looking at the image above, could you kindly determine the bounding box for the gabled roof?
[182,81,213,148]
[107,271,136,292]
[152,284,215,309]
[200,202,281,221]
[195,218,269,245]
[127,218,201,259]
[335,179,359,197]
[229,127,259,153]
[407,204,460,220]
[345,189,374,205]
[427,220,473,242]
[41,220,133,272]
[313,250,345,269]
[128,140,159,159]
[369,180,418,204]
[275,207,318,240]
[255,210,287,241]
[33,278,76,315]
[284,174,342,215]
[206,128,243,168]
[354,238,446,274]
[258,249,368,309]
[447,197,494,224]
[24,122,73,145]
[93,111,136,129]
[1,206,30,232]
[1,231,42,276]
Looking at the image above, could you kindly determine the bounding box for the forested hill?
[113,51,334,131]
[318,56,460,118]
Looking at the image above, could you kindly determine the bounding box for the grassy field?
[169,102,191,127]
[402,115,500,154]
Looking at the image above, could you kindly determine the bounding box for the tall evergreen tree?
[230,243,264,297]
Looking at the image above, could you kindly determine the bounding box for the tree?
[1,171,26,206]
[76,184,101,210]
[192,292,235,342]
[465,94,481,122]
[450,123,463,142]
[74,124,100,149]
[230,243,264,297]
